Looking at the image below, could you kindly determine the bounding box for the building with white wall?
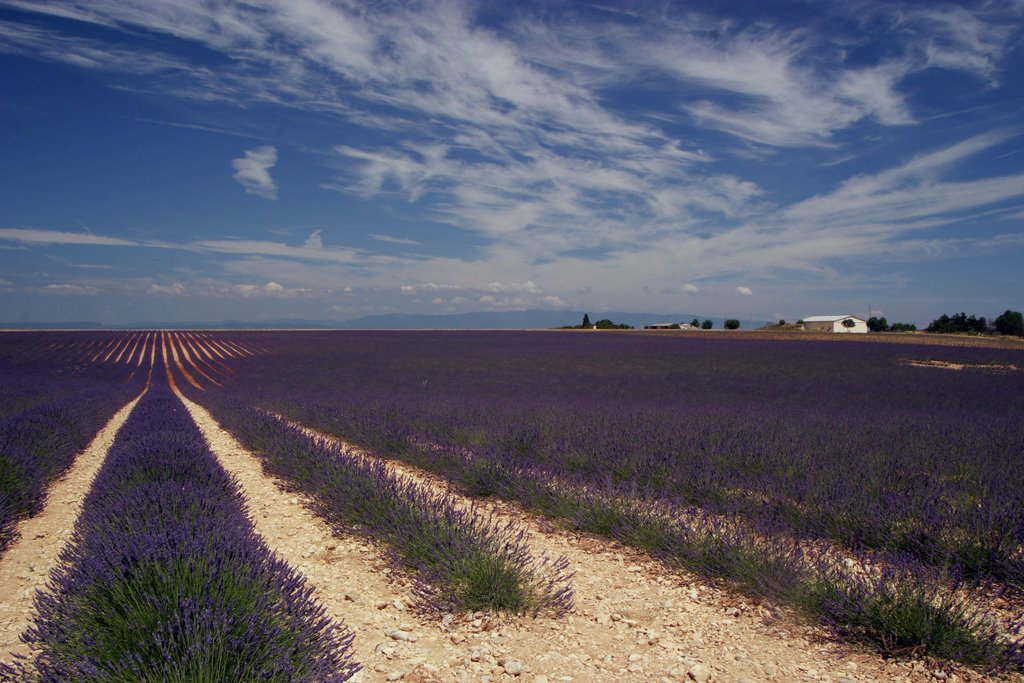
[801,315,868,333]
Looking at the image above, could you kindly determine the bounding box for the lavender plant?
[189,330,1024,668]
[0,379,143,554]
[211,331,1024,585]
[2,382,358,682]
[192,399,573,616]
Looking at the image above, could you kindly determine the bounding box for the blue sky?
[0,0,1022,326]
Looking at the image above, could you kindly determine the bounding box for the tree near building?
[841,318,856,330]
[701,319,713,329]
[581,313,592,328]
[867,316,889,332]
[994,309,1024,337]
[595,318,633,329]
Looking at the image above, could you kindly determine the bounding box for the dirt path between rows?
[0,394,142,665]
[182,398,1014,683]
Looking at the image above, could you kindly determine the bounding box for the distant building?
[801,315,868,333]
[644,322,696,330]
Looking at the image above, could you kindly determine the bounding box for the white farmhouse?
[801,315,868,333]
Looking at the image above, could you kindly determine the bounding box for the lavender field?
[1,329,1023,677]
[186,330,1024,666]
[197,332,1024,579]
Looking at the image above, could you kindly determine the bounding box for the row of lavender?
[214,331,1024,583]
[2,382,358,681]
[0,340,145,554]
[200,331,1024,667]
[179,388,574,616]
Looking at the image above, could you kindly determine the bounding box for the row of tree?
[925,309,1023,337]
[568,309,1024,337]
[866,317,918,333]
[566,314,633,330]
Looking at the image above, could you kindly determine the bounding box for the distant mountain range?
[1,310,771,330]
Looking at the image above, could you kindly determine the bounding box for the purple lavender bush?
[0,356,144,554]
[1,381,358,682]
[188,396,573,617]
[189,330,1024,668]
[209,331,1024,584]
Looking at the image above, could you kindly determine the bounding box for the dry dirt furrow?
[0,394,143,665]
[281,419,1016,683]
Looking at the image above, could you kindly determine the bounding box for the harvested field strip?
[2,383,358,682]
[87,338,116,363]
[191,396,573,617]
[104,335,133,363]
[0,393,141,664]
[111,333,135,364]
[162,331,202,390]
[213,335,255,357]
[198,333,230,360]
[158,331,181,393]
[207,335,249,359]
[126,331,145,366]
[179,334,230,380]
[186,332,235,372]
[165,332,208,389]
[175,336,223,386]
[208,337,241,359]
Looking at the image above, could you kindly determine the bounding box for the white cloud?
[735,286,753,295]
[785,132,1024,226]
[231,146,278,200]
[0,227,137,246]
[400,282,461,294]
[2,3,1022,318]
[303,229,323,249]
[369,233,421,246]
[39,283,99,295]
[484,280,542,294]
[147,282,187,296]
[190,237,365,264]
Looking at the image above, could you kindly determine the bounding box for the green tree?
[724,318,740,330]
[841,318,856,329]
[889,322,917,332]
[928,312,987,334]
[701,319,713,329]
[994,309,1024,337]
[867,316,889,332]
[690,318,700,328]
[778,319,786,326]
[581,313,591,328]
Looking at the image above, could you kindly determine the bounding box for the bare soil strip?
[0,394,143,665]
[112,334,135,364]
[182,401,997,683]
[164,332,203,391]
[89,337,117,363]
[179,334,228,382]
[903,358,1019,372]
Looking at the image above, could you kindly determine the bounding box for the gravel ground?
[0,395,142,664]
[182,394,1020,683]
[2,385,1017,681]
